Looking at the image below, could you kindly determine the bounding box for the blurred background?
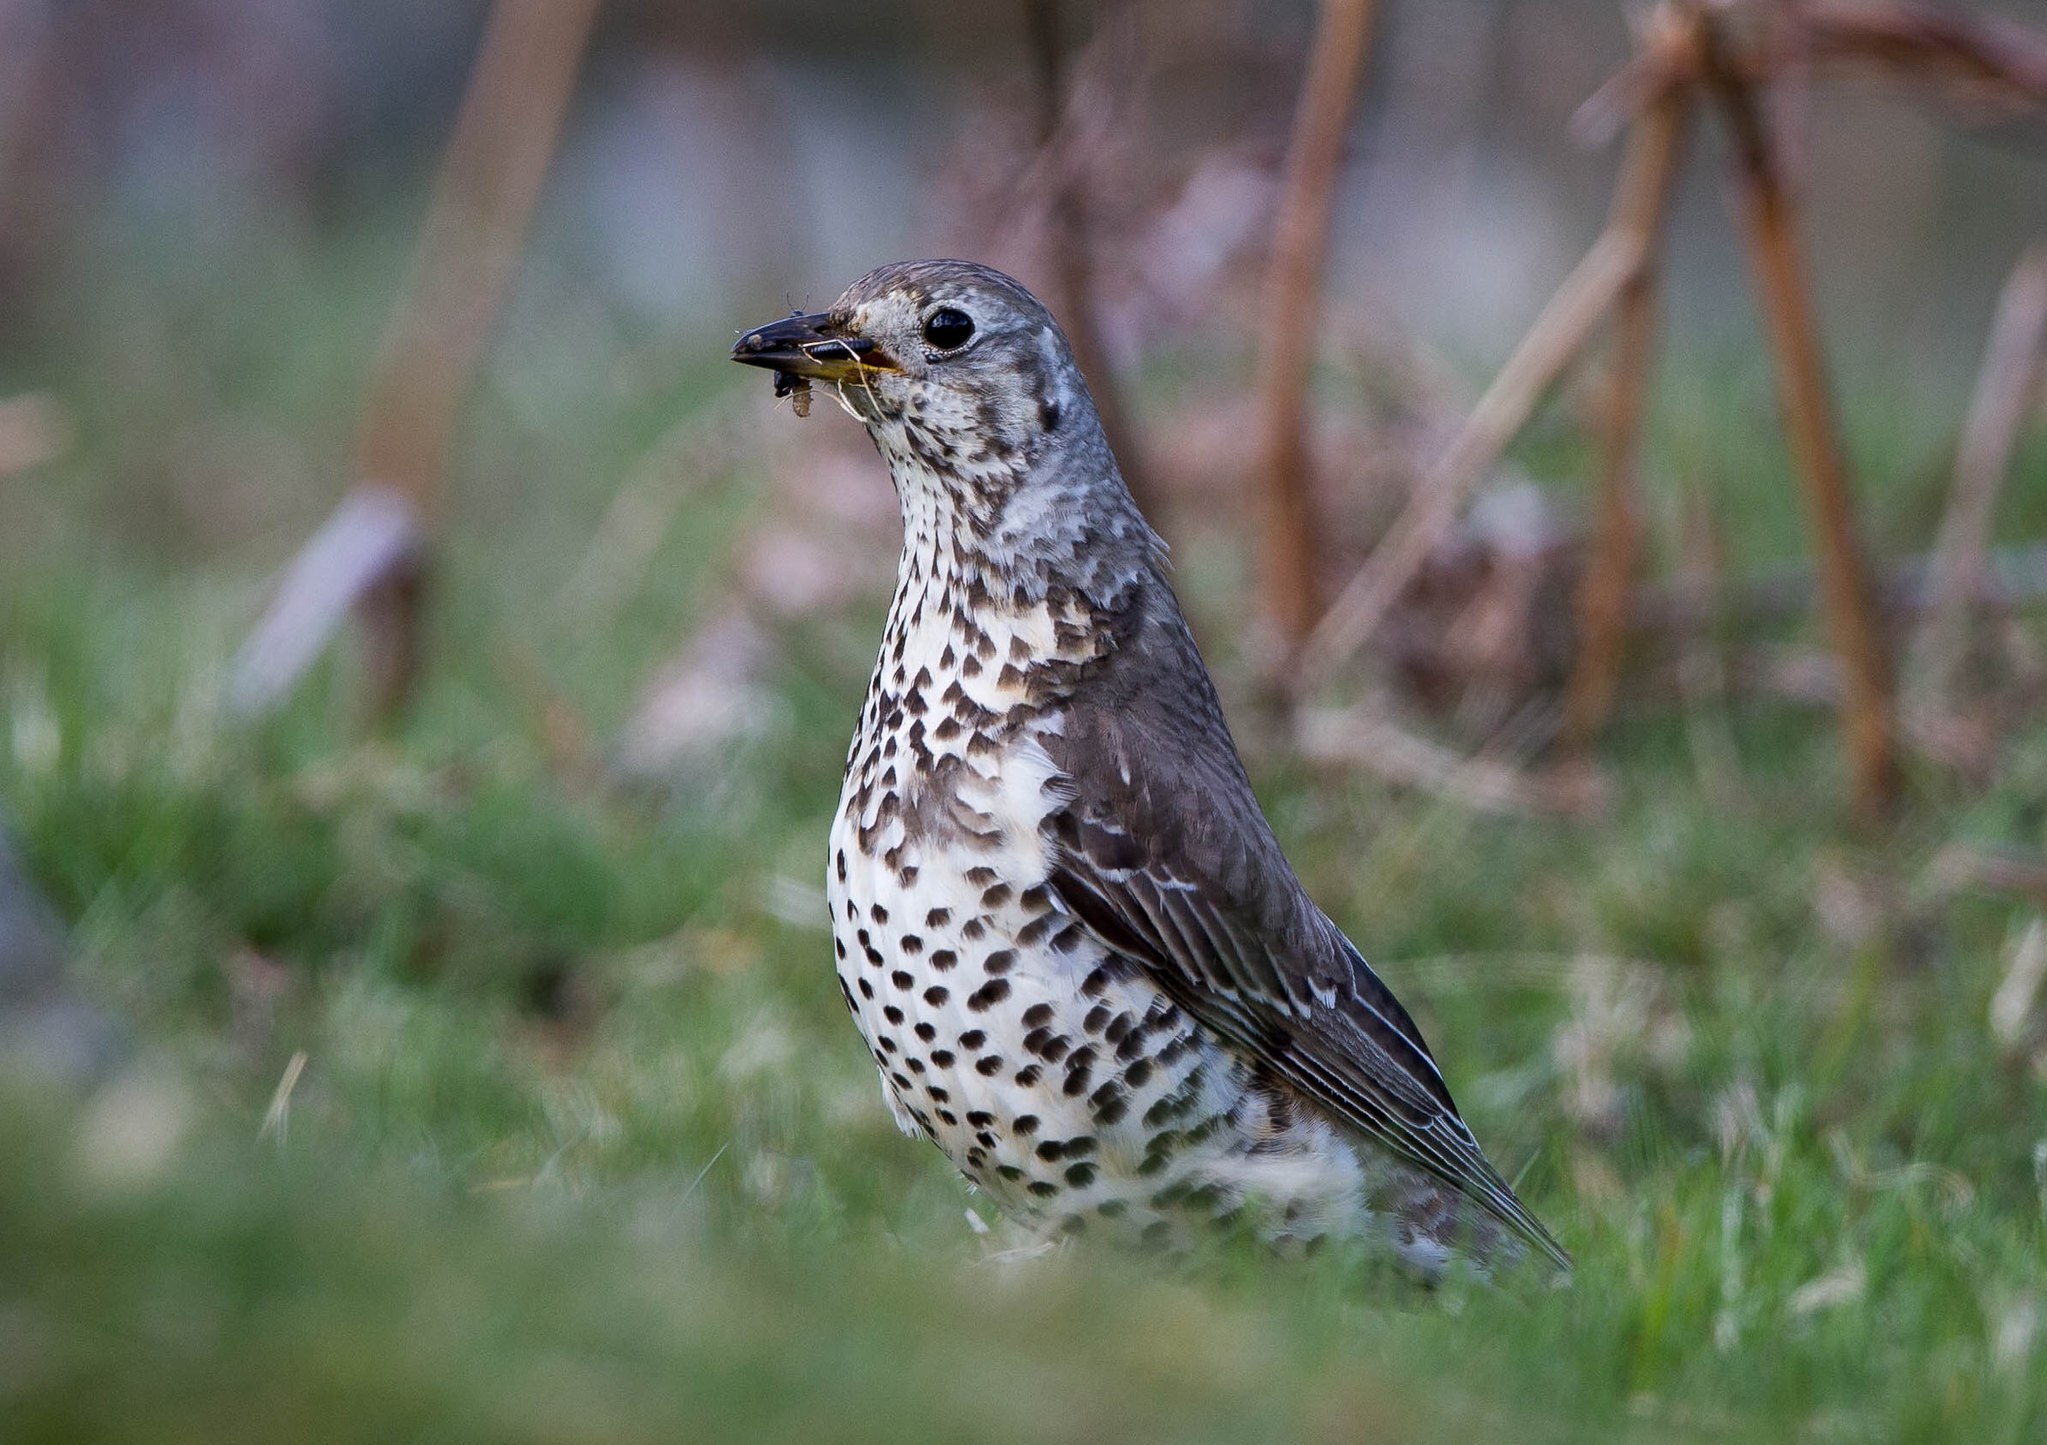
[3,2,2047,1441]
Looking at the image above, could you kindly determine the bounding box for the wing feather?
[1037,580,1569,1270]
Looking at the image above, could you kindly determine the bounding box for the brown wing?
[1038,580,1569,1269]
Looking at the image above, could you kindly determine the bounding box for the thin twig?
[1909,241,2047,704]
[1561,74,1694,750]
[1577,0,2047,139]
[1799,0,2047,124]
[1673,476,1748,804]
[1297,707,1609,817]
[1928,845,2047,911]
[1300,230,1643,687]
[229,0,602,722]
[1253,0,1380,656]
[1697,3,1900,818]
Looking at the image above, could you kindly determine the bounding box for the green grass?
[4,224,2046,1442]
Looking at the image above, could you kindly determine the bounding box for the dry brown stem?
[1296,707,1609,818]
[1696,4,1900,819]
[1300,230,1642,688]
[1561,83,1694,750]
[1672,479,1747,803]
[1253,0,1379,656]
[1928,845,2047,911]
[229,0,601,722]
[1910,242,2047,704]
[1579,0,2047,139]
[1800,0,2047,123]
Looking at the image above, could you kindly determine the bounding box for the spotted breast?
[736,259,1569,1273]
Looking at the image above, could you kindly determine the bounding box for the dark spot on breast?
[966,978,1011,1011]
[975,1055,1003,1076]
[914,1022,936,1043]
[922,985,949,1006]
[959,1029,986,1050]
[890,970,914,991]
[925,907,952,929]
[930,949,958,971]
[900,934,923,956]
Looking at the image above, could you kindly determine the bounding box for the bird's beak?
[731,310,895,382]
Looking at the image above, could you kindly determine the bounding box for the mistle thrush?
[733,260,1568,1273]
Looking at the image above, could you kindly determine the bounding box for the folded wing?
[1037,590,1568,1269]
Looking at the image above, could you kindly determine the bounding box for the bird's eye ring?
[921,307,975,352]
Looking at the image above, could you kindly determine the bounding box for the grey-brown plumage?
[733,259,1568,1273]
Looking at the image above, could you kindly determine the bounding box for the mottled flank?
[734,259,1568,1274]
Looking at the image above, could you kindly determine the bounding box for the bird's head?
[733,260,1095,497]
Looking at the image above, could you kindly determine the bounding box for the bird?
[732,260,1568,1274]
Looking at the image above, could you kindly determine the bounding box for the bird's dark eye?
[921,307,975,351]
